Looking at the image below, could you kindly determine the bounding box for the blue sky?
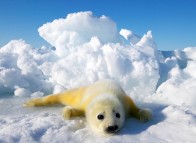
[0,0,196,51]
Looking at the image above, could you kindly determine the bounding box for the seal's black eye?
[116,113,120,118]
[97,114,104,120]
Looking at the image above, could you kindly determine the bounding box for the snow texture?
[0,11,196,143]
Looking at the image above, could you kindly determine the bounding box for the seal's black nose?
[106,125,119,133]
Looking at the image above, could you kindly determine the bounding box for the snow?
[120,29,140,45]
[0,11,196,142]
[156,48,196,107]
[38,11,120,57]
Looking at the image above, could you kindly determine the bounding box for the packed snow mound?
[0,40,54,96]
[38,11,120,57]
[0,11,196,107]
[0,12,160,101]
[156,48,196,106]
[120,29,141,45]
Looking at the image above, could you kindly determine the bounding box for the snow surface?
[0,11,196,143]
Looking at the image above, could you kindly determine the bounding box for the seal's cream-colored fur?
[24,79,152,134]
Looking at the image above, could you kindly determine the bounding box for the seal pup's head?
[86,94,125,134]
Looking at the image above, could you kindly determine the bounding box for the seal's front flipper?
[138,109,152,122]
[123,95,152,122]
[63,106,84,119]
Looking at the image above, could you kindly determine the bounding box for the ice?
[38,11,120,57]
[120,29,141,45]
[0,40,54,95]
[0,11,196,142]
[156,48,196,106]
[38,12,159,99]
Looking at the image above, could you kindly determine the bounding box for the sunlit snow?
[0,11,195,143]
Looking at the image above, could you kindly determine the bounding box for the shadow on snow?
[119,103,167,135]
